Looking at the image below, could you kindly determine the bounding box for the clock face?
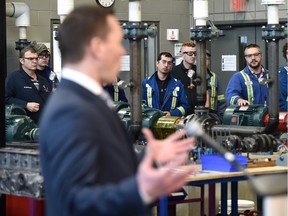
[96,0,115,8]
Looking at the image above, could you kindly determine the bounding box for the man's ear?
[156,61,159,68]
[90,37,103,60]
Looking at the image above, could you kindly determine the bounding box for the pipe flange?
[122,22,157,40]
[190,26,212,41]
[262,24,286,41]
[15,39,31,51]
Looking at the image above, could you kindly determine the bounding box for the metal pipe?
[144,38,149,78]
[211,125,266,135]
[196,41,207,107]
[128,0,143,141]
[261,0,285,133]
[265,40,279,133]
[192,0,209,108]
[129,39,142,141]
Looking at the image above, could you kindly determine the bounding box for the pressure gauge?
[96,0,115,8]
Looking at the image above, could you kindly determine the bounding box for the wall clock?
[96,0,115,8]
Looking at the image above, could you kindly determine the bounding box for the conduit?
[57,0,74,23]
[6,2,30,40]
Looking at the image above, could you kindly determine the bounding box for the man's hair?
[57,6,114,63]
[20,46,37,58]
[282,43,287,60]
[181,41,196,48]
[157,52,173,61]
[244,44,261,53]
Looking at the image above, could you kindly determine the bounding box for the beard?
[248,60,261,69]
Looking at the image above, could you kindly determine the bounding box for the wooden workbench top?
[186,165,288,182]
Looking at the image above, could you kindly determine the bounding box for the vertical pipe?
[0,0,6,215]
[128,0,142,141]
[267,5,279,25]
[220,182,228,216]
[144,38,149,78]
[19,26,27,39]
[261,2,284,133]
[129,1,141,22]
[129,39,142,141]
[57,0,74,23]
[193,0,208,26]
[193,0,209,108]
[266,41,279,131]
[231,182,238,216]
[196,41,207,107]
[208,184,216,216]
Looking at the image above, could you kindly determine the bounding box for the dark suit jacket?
[5,69,50,124]
[40,79,151,216]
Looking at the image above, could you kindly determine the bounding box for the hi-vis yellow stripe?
[240,70,254,104]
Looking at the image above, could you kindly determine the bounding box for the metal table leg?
[159,196,168,216]
[208,184,216,216]
[221,182,228,216]
[231,182,238,216]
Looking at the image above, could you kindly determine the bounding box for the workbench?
[159,166,288,216]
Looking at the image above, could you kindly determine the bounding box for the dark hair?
[157,52,173,61]
[282,43,288,60]
[58,6,114,63]
[244,44,261,54]
[20,46,37,58]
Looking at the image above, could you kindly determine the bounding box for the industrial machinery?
[0,105,42,199]
[0,145,43,199]
[5,105,39,142]
[1,101,287,200]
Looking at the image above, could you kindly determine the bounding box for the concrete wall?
[6,0,287,73]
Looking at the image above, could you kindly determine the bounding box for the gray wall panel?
[214,0,224,13]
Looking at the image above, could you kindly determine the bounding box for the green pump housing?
[223,105,269,126]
